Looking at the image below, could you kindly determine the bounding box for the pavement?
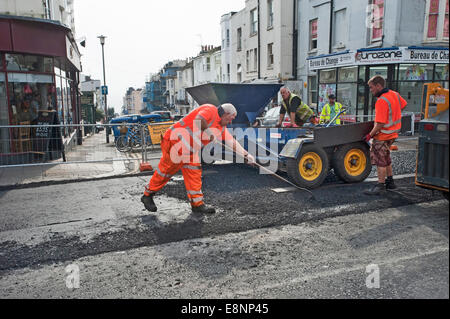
[0,131,418,188]
[0,131,162,188]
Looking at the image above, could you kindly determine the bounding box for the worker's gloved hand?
[363,134,372,143]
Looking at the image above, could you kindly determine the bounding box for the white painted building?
[0,0,76,35]
[225,0,295,85]
[193,45,222,86]
[220,12,236,83]
[175,60,195,115]
[297,0,449,117]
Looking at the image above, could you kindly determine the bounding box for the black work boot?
[141,194,157,212]
[364,183,386,196]
[192,204,216,214]
[385,176,397,190]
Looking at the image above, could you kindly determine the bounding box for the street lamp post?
[98,35,109,143]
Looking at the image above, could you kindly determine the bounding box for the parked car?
[95,122,104,133]
[150,111,173,121]
[254,106,291,127]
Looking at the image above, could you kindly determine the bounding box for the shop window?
[337,83,357,115]
[56,76,64,126]
[319,69,336,84]
[338,66,358,82]
[399,64,434,81]
[310,19,318,51]
[5,54,53,73]
[7,80,56,126]
[435,64,449,81]
[0,73,10,153]
[398,82,427,113]
[369,66,388,80]
[318,83,336,113]
[368,0,384,43]
[0,55,4,70]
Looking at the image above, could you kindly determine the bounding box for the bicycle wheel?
[115,135,131,152]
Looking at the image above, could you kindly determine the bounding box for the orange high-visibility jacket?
[374,90,407,141]
[165,104,233,152]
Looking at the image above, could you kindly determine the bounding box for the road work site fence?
[0,123,167,185]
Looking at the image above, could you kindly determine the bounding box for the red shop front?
[0,15,82,164]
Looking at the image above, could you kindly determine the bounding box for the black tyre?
[287,143,329,189]
[443,191,449,201]
[115,136,131,152]
[332,142,372,183]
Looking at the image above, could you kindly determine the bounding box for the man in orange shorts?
[364,76,407,195]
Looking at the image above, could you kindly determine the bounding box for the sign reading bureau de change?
[148,122,173,145]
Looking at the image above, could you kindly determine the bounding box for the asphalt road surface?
[0,163,448,299]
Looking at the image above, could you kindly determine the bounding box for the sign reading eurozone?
[147,121,173,145]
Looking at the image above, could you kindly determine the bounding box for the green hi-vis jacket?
[320,102,344,125]
[282,94,314,121]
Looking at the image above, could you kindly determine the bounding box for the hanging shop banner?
[147,121,173,145]
[402,48,449,64]
[308,52,354,71]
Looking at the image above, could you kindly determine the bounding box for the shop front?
[0,15,81,164]
[307,46,449,123]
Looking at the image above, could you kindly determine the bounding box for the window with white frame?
[226,29,230,47]
[424,0,449,41]
[267,0,274,29]
[267,43,274,68]
[254,48,258,71]
[309,19,318,51]
[206,57,211,71]
[368,0,384,43]
[237,28,242,51]
[250,8,258,35]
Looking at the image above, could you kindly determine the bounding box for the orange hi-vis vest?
[165,104,233,156]
[374,90,406,141]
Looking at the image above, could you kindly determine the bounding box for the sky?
[74,0,245,114]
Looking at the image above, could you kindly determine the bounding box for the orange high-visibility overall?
[144,104,233,207]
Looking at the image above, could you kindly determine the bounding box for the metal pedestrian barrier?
[0,122,167,185]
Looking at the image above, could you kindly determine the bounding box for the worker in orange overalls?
[363,75,407,195]
[141,103,255,214]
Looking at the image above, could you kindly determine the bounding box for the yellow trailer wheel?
[333,142,372,183]
[287,143,329,189]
